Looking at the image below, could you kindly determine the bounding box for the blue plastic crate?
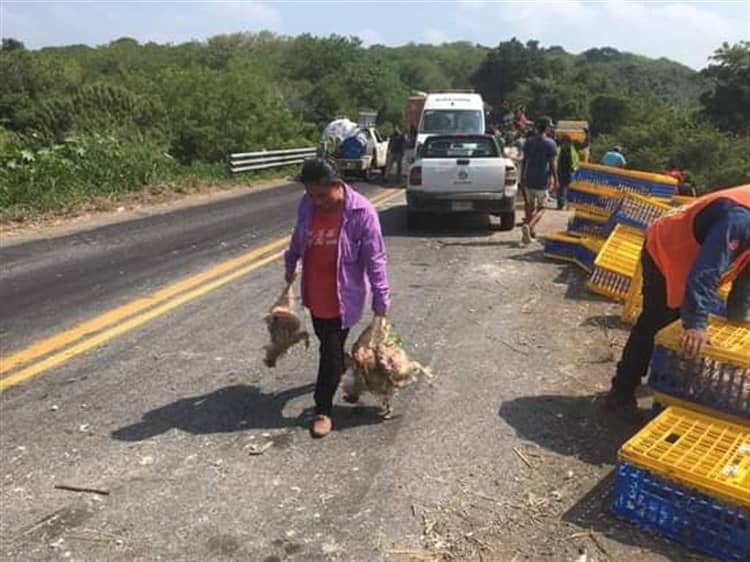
[567,188,621,213]
[568,215,608,237]
[612,462,750,562]
[543,238,578,260]
[574,244,597,272]
[573,169,675,198]
[649,346,749,419]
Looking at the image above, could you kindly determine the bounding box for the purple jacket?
[285,185,391,328]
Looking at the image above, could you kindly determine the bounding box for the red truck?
[405,94,426,144]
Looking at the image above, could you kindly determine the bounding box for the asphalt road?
[0,183,703,561]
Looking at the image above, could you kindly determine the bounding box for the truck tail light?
[505,165,518,186]
[409,166,422,186]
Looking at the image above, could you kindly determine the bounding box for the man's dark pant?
[612,249,680,399]
[312,317,350,416]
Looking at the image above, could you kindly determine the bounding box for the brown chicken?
[343,317,433,416]
[263,283,309,367]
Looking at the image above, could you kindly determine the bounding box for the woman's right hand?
[285,270,297,285]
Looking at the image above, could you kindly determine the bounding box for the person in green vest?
[556,135,578,210]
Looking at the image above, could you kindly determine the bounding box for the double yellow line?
[0,189,402,392]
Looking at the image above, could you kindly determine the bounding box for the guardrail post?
[224,153,232,180]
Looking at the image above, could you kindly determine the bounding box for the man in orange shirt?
[285,159,391,438]
[603,185,750,423]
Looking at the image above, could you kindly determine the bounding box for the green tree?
[2,38,25,51]
[589,95,630,135]
[700,42,750,134]
[472,38,550,107]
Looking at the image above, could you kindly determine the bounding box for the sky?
[1,0,749,70]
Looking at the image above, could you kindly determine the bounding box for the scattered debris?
[247,441,273,456]
[54,484,110,496]
[588,530,611,559]
[512,446,533,469]
[50,405,59,412]
[139,455,154,466]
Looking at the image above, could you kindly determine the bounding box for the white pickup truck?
[406,134,518,230]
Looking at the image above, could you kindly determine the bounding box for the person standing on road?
[285,158,391,438]
[514,104,529,134]
[603,185,750,423]
[385,126,406,184]
[556,135,578,211]
[600,145,627,168]
[520,118,558,244]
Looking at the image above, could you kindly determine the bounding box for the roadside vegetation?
[1,34,748,219]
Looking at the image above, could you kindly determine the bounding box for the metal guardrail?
[226,147,317,177]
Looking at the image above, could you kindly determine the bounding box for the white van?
[416,92,486,151]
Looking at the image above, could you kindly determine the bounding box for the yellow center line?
[0,251,283,392]
[0,188,402,392]
[0,237,289,375]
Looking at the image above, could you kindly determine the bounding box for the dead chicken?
[343,316,433,416]
[263,283,309,367]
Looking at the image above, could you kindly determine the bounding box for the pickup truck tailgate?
[421,158,505,193]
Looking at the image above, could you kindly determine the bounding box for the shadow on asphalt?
[378,205,497,239]
[498,394,640,467]
[554,264,614,303]
[111,383,384,441]
[562,471,699,562]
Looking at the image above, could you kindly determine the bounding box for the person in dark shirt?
[603,186,750,423]
[520,118,557,243]
[385,126,406,184]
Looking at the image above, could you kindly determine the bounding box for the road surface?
[0,182,703,561]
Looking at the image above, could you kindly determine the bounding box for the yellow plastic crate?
[652,392,750,427]
[580,236,604,255]
[621,257,643,324]
[542,231,595,273]
[655,316,750,369]
[577,162,679,186]
[617,193,672,227]
[587,225,643,301]
[593,224,644,277]
[619,406,750,507]
[557,120,589,129]
[555,129,587,143]
[567,181,624,215]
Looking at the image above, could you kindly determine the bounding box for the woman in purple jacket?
[285,158,391,438]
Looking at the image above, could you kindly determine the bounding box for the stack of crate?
[545,164,683,314]
[613,406,749,561]
[613,318,750,561]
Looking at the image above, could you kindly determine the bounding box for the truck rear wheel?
[499,210,516,231]
[407,209,427,230]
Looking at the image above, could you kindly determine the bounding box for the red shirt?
[303,207,343,319]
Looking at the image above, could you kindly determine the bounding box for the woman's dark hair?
[300,157,340,185]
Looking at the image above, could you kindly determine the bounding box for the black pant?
[312,317,350,416]
[612,249,680,399]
